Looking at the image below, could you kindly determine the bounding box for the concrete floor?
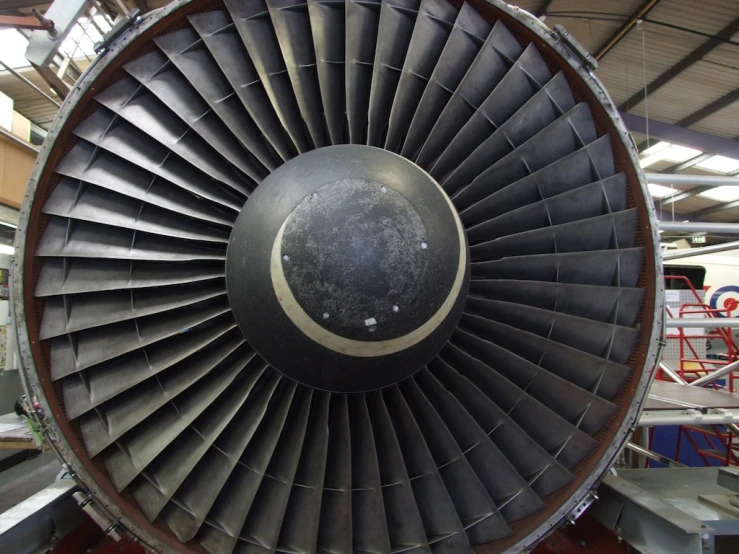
[0,369,63,515]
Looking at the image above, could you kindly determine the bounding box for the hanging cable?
[639,19,650,150]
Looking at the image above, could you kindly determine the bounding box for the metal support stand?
[590,469,739,554]
[625,442,686,468]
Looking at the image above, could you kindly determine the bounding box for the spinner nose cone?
[226,145,469,392]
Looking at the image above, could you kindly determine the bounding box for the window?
[664,265,706,290]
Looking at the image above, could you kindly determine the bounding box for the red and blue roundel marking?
[707,285,739,317]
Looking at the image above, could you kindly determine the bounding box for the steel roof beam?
[620,16,739,112]
[657,186,712,206]
[654,206,691,221]
[621,112,739,160]
[689,198,739,218]
[663,152,713,173]
[535,0,555,17]
[676,88,739,129]
[635,112,739,156]
[593,0,663,61]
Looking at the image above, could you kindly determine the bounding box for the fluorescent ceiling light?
[60,17,111,60]
[664,144,703,162]
[639,141,702,168]
[696,155,739,174]
[642,142,669,156]
[640,152,668,169]
[0,30,30,70]
[648,183,678,198]
[0,221,17,229]
[0,244,15,255]
[0,15,112,71]
[699,186,739,202]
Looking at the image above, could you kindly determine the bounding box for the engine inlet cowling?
[14,1,663,553]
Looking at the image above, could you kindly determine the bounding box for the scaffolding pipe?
[727,423,739,444]
[0,126,38,155]
[640,410,739,426]
[663,240,739,260]
[0,58,61,109]
[625,442,686,468]
[659,362,688,385]
[659,221,739,234]
[688,360,739,387]
[647,173,739,187]
[666,318,739,328]
[655,361,738,433]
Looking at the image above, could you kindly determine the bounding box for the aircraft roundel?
[706,285,739,318]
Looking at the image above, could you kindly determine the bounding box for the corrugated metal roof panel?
[2,0,738,231]
[689,105,739,139]
[0,68,60,129]
[596,20,708,108]
[706,209,739,222]
[645,159,687,173]
[647,0,739,36]
[653,183,691,194]
[542,0,646,54]
[625,58,739,123]
[662,194,716,214]
[0,59,90,130]
[702,43,739,75]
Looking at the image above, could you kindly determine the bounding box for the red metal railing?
[658,276,739,466]
[662,276,738,389]
[675,425,738,467]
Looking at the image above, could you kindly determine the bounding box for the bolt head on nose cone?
[226,145,470,392]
